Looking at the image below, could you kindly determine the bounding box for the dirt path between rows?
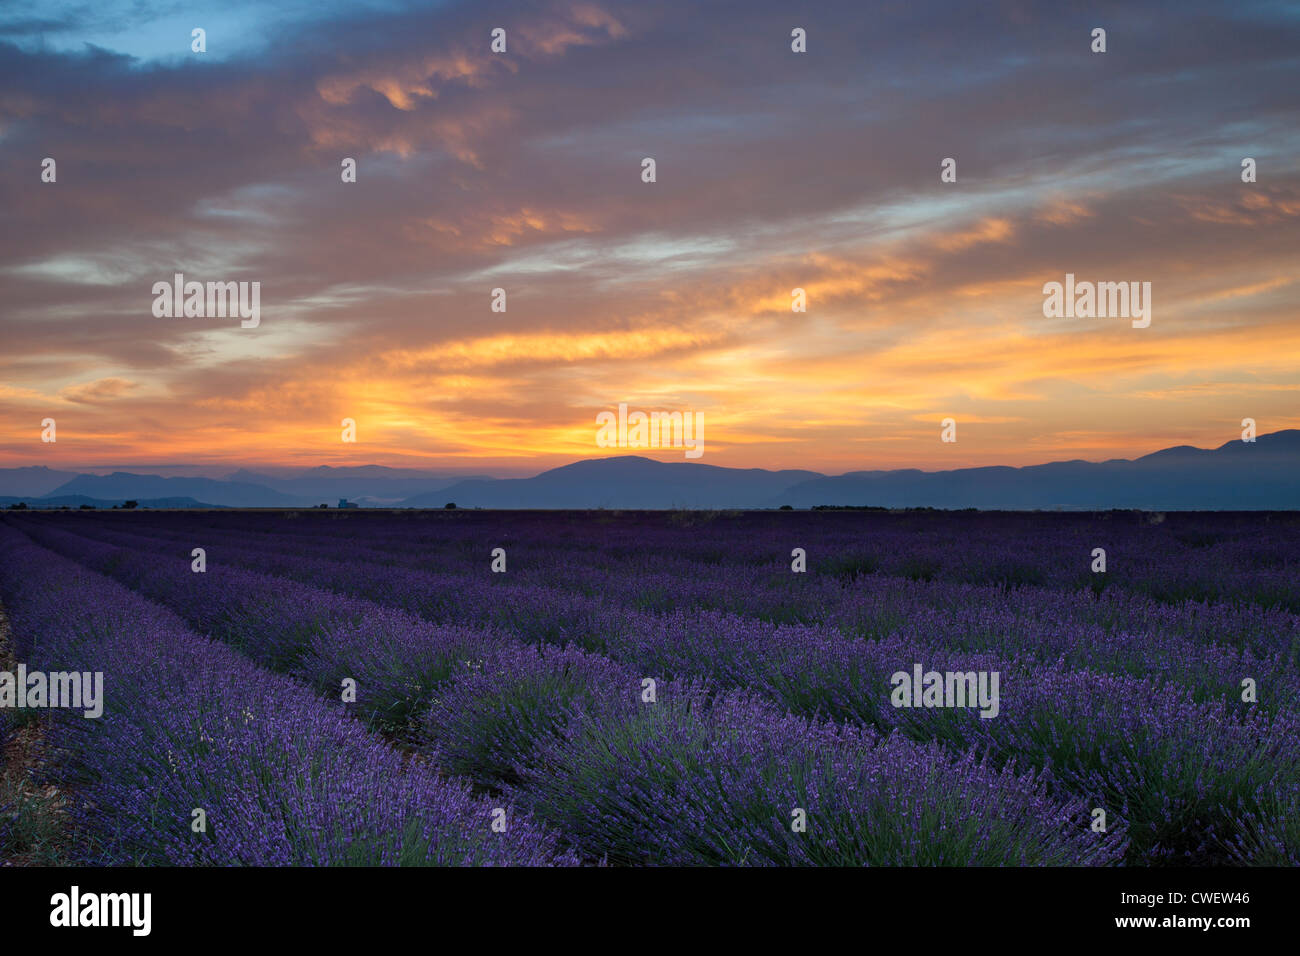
[0,600,71,866]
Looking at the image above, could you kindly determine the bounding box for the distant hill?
[764,430,1300,510]
[402,457,826,509]
[6,431,1296,511]
[225,466,483,506]
[0,466,81,498]
[44,473,306,508]
[404,431,1300,510]
[1,495,220,510]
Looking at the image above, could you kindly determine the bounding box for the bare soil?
[0,601,72,866]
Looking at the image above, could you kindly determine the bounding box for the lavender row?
[13,518,1297,863]
[9,519,511,737]
[0,525,576,866]
[51,513,1300,670]
[59,509,1300,615]
[514,686,1130,866]
[28,518,1298,714]
[1,525,1134,866]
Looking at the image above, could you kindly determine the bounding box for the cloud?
[58,377,140,404]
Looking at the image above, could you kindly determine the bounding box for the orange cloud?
[57,378,139,404]
[934,217,1015,252]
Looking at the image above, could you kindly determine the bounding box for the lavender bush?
[521,689,1127,866]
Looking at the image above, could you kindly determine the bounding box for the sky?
[1,0,1297,476]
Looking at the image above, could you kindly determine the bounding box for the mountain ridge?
[3,431,1295,510]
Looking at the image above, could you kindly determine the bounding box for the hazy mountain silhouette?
[226,467,483,505]
[4,431,1295,510]
[401,457,825,509]
[766,430,1299,509]
[408,431,1300,510]
[0,495,220,510]
[44,472,307,508]
[0,466,81,498]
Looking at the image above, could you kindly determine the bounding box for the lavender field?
[1,509,1298,867]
